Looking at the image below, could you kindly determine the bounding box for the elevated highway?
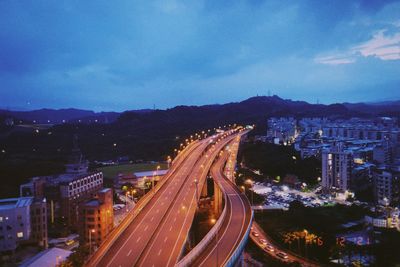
[178,135,253,267]
[86,128,245,267]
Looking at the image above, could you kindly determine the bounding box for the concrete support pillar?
[201,177,208,197]
[213,181,222,215]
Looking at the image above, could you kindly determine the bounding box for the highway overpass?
[177,135,253,266]
[86,128,249,267]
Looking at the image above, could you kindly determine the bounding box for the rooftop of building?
[354,162,375,171]
[134,169,168,178]
[84,199,101,207]
[0,197,33,211]
[99,188,111,193]
[41,171,102,186]
[20,247,72,267]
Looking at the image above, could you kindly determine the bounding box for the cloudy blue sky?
[0,0,399,111]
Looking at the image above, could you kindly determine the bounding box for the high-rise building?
[322,142,353,191]
[79,188,114,249]
[20,176,47,198]
[20,143,103,228]
[0,197,47,252]
[373,141,393,164]
[373,167,400,206]
[58,172,104,227]
[30,198,48,249]
[267,117,298,145]
[0,198,32,252]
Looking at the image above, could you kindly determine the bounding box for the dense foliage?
[239,142,321,185]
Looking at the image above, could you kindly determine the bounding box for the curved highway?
[186,137,252,266]
[86,129,244,267]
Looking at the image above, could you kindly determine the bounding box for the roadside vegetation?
[98,163,168,180]
[238,141,321,186]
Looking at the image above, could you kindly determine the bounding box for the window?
[17,232,23,238]
[0,216,3,222]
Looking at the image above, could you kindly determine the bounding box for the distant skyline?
[1,0,400,112]
[1,94,400,112]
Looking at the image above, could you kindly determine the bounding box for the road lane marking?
[150,216,154,221]
[144,225,149,231]
[164,237,168,243]
[136,236,141,243]
[169,226,173,231]
[158,249,162,256]
[130,141,222,266]
[174,217,176,222]
[127,249,132,256]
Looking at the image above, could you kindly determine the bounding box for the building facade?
[79,188,114,249]
[30,199,48,249]
[322,143,353,191]
[58,172,104,227]
[267,117,298,145]
[373,167,400,206]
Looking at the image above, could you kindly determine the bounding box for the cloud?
[314,55,356,65]
[1,0,400,110]
[352,30,400,60]
[316,26,400,65]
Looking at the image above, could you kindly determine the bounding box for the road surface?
[189,140,252,266]
[87,129,244,267]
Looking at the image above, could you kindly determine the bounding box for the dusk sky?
[0,0,400,111]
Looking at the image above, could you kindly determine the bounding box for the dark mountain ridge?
[1,95,399,198]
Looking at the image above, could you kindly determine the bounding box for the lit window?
[17,232,23,238]
[0,217,2,222]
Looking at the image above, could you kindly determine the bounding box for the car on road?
[259,238,267,245]
[252,231,259,237]
[276,251,289,260]
[265,244,275,252]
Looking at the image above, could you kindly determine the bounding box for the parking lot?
[252,183,347,210]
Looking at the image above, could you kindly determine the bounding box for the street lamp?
[56,255,61,266]
[167,156,172,168]
[210,218,218,266]
[125,191,129,212]
[152,171,156,193]
[89,228,95,254]
[106,209,111,233]
[194,179,199,207]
